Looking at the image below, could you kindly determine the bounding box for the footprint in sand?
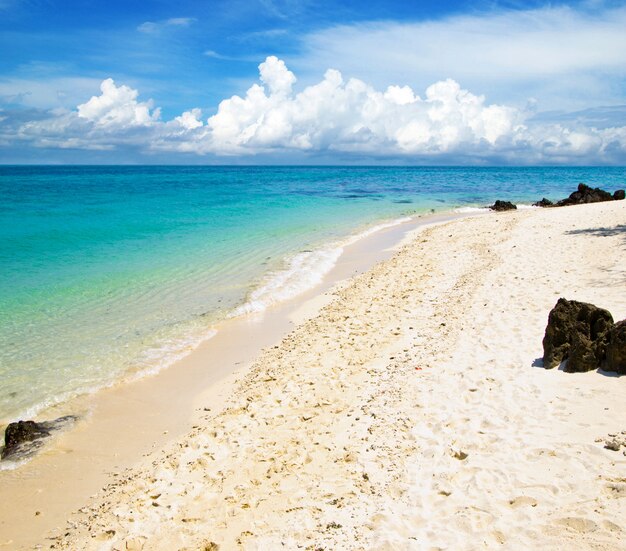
[601,520,622,533]
[555,517,598,533]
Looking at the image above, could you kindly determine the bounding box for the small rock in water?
[534,183,624,208]
[489,200,517,211]
[533,198,553,207]
[1,415,77,460]
[1,420,51,460]
[556,183,616,206]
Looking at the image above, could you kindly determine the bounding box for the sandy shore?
[6,201,626,549]
[0,212,464,549]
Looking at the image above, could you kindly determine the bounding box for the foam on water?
[455,203,537,213]
[232,247,343,316]
[232,217,412,316]
[0,455,28,471]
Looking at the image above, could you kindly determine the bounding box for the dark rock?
[613,189,625,201]
[556,183,615,207]
[533,198,553,207]
[542,298,614,372]
[1,415,77,460]
[569,330,600,373]
[605,320,626,374]
[2,420,50,460]
[489,200,517,211]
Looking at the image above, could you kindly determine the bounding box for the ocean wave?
[454,203,537,213]
[128,328,219,380]
[0,456,28,471]
[231,216,412,317]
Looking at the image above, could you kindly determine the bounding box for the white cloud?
[138,17,196,33]
[4,57,626,164]
[77,78,160,128]
[293,5,626,111]
[166,17,196,26]
[203,61,523,155]
[384,85,417,106]
[204,50,230,60]
[259,56,296,96]
[174,108,203,130]
[137,21,159,33]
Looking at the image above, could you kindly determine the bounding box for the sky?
[1,0,625,164]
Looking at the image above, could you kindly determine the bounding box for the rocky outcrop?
[556,183,619,207]
[1,420,50,460]
[1,415,77,460]
[606,320,626,374]
[482,183,623,212]
[489,200,517,211]
[542,298,614,372]
[532,184,625,208]
[533,198,553,207]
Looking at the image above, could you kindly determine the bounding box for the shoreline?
[0,208,444,428]
[48,200,626,550]
[0,207,474,549]
[2,200,625,549]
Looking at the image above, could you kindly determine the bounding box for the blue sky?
[1,0,625,164]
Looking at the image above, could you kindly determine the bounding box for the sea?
[0,166,624,425]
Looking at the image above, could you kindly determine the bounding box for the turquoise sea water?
[0,166,624,423]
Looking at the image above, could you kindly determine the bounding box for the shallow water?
[0,165,624,422]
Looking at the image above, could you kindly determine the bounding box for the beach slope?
[51,201,626,550]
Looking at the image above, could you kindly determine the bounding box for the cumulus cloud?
[259,56,296,96]
[3,56,626,164]
[174,108,203,130]
[77,78,160,128]
[202,58,526,156]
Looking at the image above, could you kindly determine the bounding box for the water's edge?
[0,207,482,550]
[2,166,623,427]
[0,206,477,468]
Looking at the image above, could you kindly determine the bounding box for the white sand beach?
[5,201,626,550]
